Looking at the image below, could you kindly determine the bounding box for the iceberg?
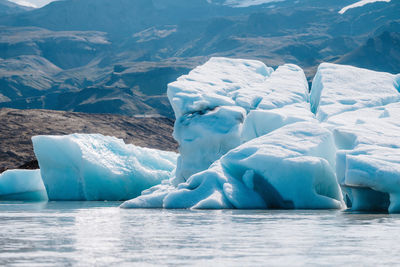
[0,169,48,201]
[33,134,177,201]
[122,57,343,210]
[122,122,343,209]
[123,59,400,212]
[310,63,400,122]
[311,63,400,212]
[1,57,393,213]
[168,57,309,183]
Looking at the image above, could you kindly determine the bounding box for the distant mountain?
[338,30,400,74]
[0,0,33,14]
[0,0,239,37]
[0,0,399,117]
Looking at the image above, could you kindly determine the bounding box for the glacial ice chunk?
[121,122,344,209]
[168,57,274,117]
[311,63,400,212]
[310,63,400,121]
[241,103,316,143]
[168,57,310,183]
[33,134,177,201]
[0,169,48,201]
[123,60,400,212]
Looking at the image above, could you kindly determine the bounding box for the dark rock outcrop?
[0,108,177,172]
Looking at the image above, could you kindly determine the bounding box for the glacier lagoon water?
[1,202,400,266]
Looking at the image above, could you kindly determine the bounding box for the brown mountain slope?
[0,108,177,172]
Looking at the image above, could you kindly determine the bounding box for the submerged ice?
[33,134,177,201]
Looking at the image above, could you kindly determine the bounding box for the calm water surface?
[0,202,399,266]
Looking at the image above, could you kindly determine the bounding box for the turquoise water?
[0,202,399,266]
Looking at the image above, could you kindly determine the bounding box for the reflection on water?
[0,202,400,265]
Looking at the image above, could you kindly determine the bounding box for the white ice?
[122,57,344,210]
[122,122,343,209]
[33,134,177,201]
[168,57,309,183]
[1,56,393,213]
[310,63,400,122]
[311,63,400,212]
[123,59,400,212]
[0,169,48,201]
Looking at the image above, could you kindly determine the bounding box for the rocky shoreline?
[0,108,177,173]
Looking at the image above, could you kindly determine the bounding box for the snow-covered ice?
[311,63,400,212]
[33,134,177,201]
[0,169,48,201]
[241,103,316,143]
[328,104,400,213]
[122,122,343,209]
[310,63,400,122]
[123,59,400,213]
[168,57,309,183]
[123,57,344,210]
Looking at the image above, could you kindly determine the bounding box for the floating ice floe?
[33,134,177,201]
[0,169,48,201]
[311,63,400,212]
